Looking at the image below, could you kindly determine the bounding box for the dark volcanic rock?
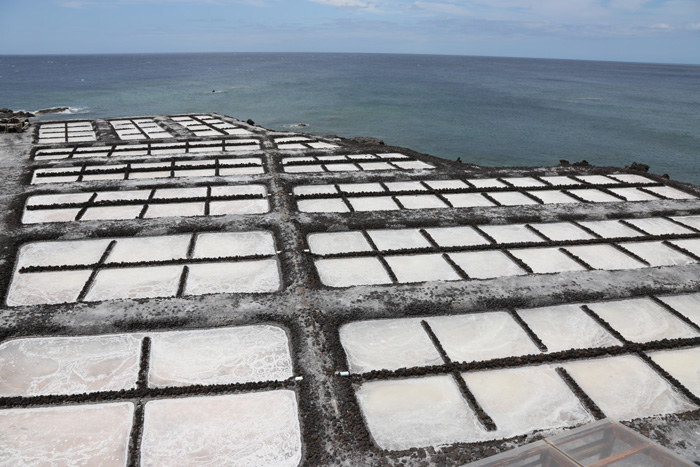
[346,136,385,146]
[35,107,69,115]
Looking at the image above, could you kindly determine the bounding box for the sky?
[1,0,699,63]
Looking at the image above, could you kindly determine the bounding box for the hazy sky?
[1,0,698,63]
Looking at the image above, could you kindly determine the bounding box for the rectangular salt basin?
[384,254,461,283]
[462,365,594,439]
[587,298,698,343]
[383,181,428,192]
[307,231,373,255]
[338,182,385,193]
[467,178,506,188]
[502,177,546,188]
[107,234,191,263]
[297,198,350,213]
[184,259,281,295]
[528,222,595,241]
[608,187,660,201]
[527,190,579,204]
[326,163,360,172]
[17,238,113,269]
[424,226,490,247]
[340,318,442,373]
[577,220,644,238]
[563,355,695,420]
[648,347,700,398]
[27,192,93,206]
[576,175,618,185]
[315,257,392,287]
[517,304,620,352]
[84,265,183,302]
[348,196,400,211]
[396,194,447,209]
[659,293,700,328]
[149,325,292,387]
[625,217,694,236]
[478,224,544,244]
[23,208,81,224]
[209,199,269,215]
[563,245,646,270]
[6,270,92,306]
[367,228,430,251]
[393,160,434,170]
[356,376,488,450]
[487,191,539,206]
[81,205,144,221]
[509,247,586,274]
[193,231,275,258]
[443,193,495,208]
[427,312,540,362]
[0,403,133,467]
[424,180,468,190]
[0,334,142,396]
[621,241,696,267]
[144,202,205,218]
[447,251,526,279]
[293,184,338,196]
[671,215,700,230]
[645,186,696,200]
[140,391,302,467]
[567,189,621,203]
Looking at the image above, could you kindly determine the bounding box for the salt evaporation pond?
[649,347,700,398]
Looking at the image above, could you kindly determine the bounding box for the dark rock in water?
[346,136,385,146]
[0,108,12,114]
[456,157,462,163]
[627,162,650,173]
[246,119,255,125]
[559,159,571,166]
[573,160,590,167]
[662,174,670,179]
[35,107,69,115]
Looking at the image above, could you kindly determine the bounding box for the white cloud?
[310,0,377,9]
[650,23,672,30]
[411,1,471,16]
[688,21,700,30]
[608,0,651,11]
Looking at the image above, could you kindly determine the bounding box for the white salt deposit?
[487,191,539,206]
[0,403,133,467]
[184,260,281,295]
[140,391,302,467]
[23,208,80,224]
[563,355,695,420]
[393,160,434,170]
[153,187,207,199]
[625,218,693,236]
[193,231,275,258]
[648,347,700,398]
[621,241,696,267]
[315,257,392,287]
[396,195,448,209]
[84,265,183,301]
[427,312,540,362]
[672,215,700,230]
[27,192,93,206]
[309,142,338,149]
[293,184,338,196]
[285,164,324,172]
[297,198,350,213]
[340,318,443,373]
[608,187,660,201]
[0,334,141,397]
[209,199,269,215]
[502,177,546,188]
[356,376,486,450]
[424,180,468,190]
[576,175,617,185]
[384,181,428,191]
[148,325,292,387]
[367,228,430,251]
[587,298,698,343]
[517,304,621,352]
[577,220,644,238]
[385,254,461,283]
[348,196,400,211]
[645,186,696,200]
[107,235,190,263]
[81,205,144,221]
[509,248,586,274]
[377,152,410,159]
[443,193,495,208]
[528,222,595,241]
[567,189,620,203]
[478,224,544,244]
[307,231,373,255]
[424,226,490,247]
[528,190,580,204]
[658,293,700,328]
[463,365,594,438]
[447,251,526,279]
[96,191,152,202]
[358,162,394,171]
[144,202,205,218]
[467,178,507,188]
[338,182,384,193]
[6,270,92,306]
[18,238,112,268]
[326,163,360,171]
[563,245,645,270]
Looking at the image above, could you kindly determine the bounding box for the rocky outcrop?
[0,108,32,133]
[35,107,69,115]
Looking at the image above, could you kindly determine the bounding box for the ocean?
[2,53,699,184]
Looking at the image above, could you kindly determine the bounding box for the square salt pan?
[385,254,461,283]
[0,334,142,397]
[424,180,468,190]
[356,376,487,450]
[528,222,594,241]
[587,298,698,343]
[528,190,579,204]
[0,403,133,467]
[621,241,696,267]
[141,391,301,467]
[338,182,385,193]
[478,224,544,244]
[23,208,81,224]
[393,160,434,170]
[671,216,700,231]
[84,265,183,302]
[443,193,495,208]
[608,187,660,201]
[658,293,700,328]
[517,304,620,352]
[447,251,526,279]
[185,260,281,295]
[7,270,92,306]
[148,325,292,387]
[107,235,191,264]
[577,220,644,238]
[307,231,373,255]
[467,178,506,189]
[396,195,448,209]
[348,196,400,212]
[194,231,275,258]
[563,355,695,420]
[315,257,392,287]
[509,248,586,274]
[645,186,696,200]
[488,191,539,206]
[567,189,621,203]
[502,177,546,188]
[427,312,540,363]
[326,163,360,172]
[384,181,429,192]
[293,184,338,196]
[209,199,269,215]
[340,318,442,373]
[297,198,350,213]
[575,175,617,185]
[367,228,430,251]
[17,239,112,269]
[358,162,395,171]
[648,347,700,398]
[463,365,594,439]
[624,218,694,236]
[143,202,205,219]
[563,245,645,270]
[424,227,490,248]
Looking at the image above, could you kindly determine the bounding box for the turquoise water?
[2,53,699,184]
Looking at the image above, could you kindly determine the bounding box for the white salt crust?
[608,187,660,201]
[586,298,699,343]
[645,186,696,200]
[367,228,430,251]
[314,257,392,287]
[528,222,594,241]
[568,189,620,203]
[487,191,539,206]
[307,231,373,255]
[148,325,292,387]
[84,265,184,302]
[562,245,646,270]
[670,239,700,257]
[340,318,442,373]
[478,224,543,244]
[348,196,399,211]
[648,347,700,398]
[140,391,302,467]
[0,334,142,397]
[356,376,485,450]
[529,190,579,204]
[0,403,133,466]
[447,251,526,279]
[563,355,695,420]
[577,220,644,238]
[443,193,494,208]
[509,247,586,274]
[297,198,350,213]
[184,260,281,295]
[423,227,490,247]
[384,254,461,283]
[427,312,540,362]
[621,241,696,267]
[625,218,693,236]
[672,215,700,230]
[659,293,700,328]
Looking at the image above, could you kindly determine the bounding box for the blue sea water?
[2,53,699,184]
